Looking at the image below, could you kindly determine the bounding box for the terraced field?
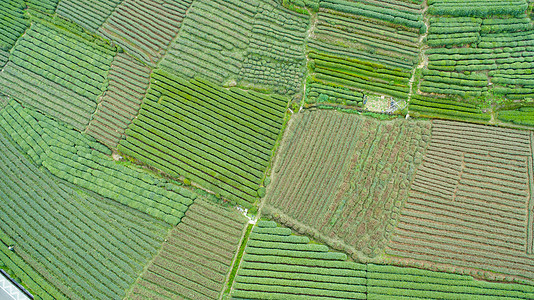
[2,0,534,299]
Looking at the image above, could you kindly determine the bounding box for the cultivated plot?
[0,125,171,299]
[265,110,431,258]
[119,69,288,207]
[306,0,424,107]
[56,0,121,32]
[231,220,534,299]
[0,22,114,130]
[159,0,309,94]
[128,199,247,300]
[99,0,193,66]
[387,119,534,282]
[0,100,195,224]
[86,53,152,147]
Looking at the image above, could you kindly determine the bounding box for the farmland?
[119,69,288,208]
[0,20,113,130]
[127,199,247,299]
[0,100,196,225]
[265,110,431,258]
[159,0,309,94]
[387,119,534,283]
[86,53,152,147]
[305,0,424,108]
[0,122,171,299]
[231,220,534,299]
[2,0,534,299]
[99,0,192,66]
[411,0,534,125]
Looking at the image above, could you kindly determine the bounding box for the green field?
[2,0,534,299]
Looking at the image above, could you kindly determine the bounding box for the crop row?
[308,39,414,71]
[243,2,308,94]
[232,220,534,299]
[267,110,431,258]
[313,10,419,68]
[86,53,151,147]
[310,50,411,100]
[9,22,113,103]
[387,119,534,282]
[25,0,58,13]
[127,199,246,300]
[317,115,430,256]
[498,107,534,126]
[320,11,419,45]
[0,100,196,225]
[320,0,426,32]
[234,221,365,299]
[159,0,253,84]
[56,0,121,32]
[426,18,481,46]
[316,23,418,58]
[420,6,534,106]
[0,0,28,51]
[239,55,305,94]
[306,80,364,106]
[0,62,96,131]
[427,0,527,17]
[159,0,308,94]
[99,0,192,66]
[119,69,287,207]
[430,120,531,155]
[0,126,170,299]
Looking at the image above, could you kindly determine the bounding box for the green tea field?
[1,0,534,299]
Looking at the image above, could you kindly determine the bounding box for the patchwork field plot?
[119,69,288,207]
[0,125,171,299]
[366,263,534,299]
[0,0,29,52]
[99,0,193,66]
[409,94,491,122]
[127,199,247,299]
[265,110,431,258]
[56,0,121,32]
[159,0,309,94]
[231,220,534,299]
[3,0,534,298]
[0,50,7,68]
[416,0,534,125]
[25,0,59,14]
[0,21,114,130]
[498,106,534,126]
[0,100,195,225]
[305,0,424,106]
[86,53,152,147]
[387,119,534,282]
[232,220,367,299]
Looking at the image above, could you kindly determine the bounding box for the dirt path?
[407,0,430,103]
[300,10,319,111]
